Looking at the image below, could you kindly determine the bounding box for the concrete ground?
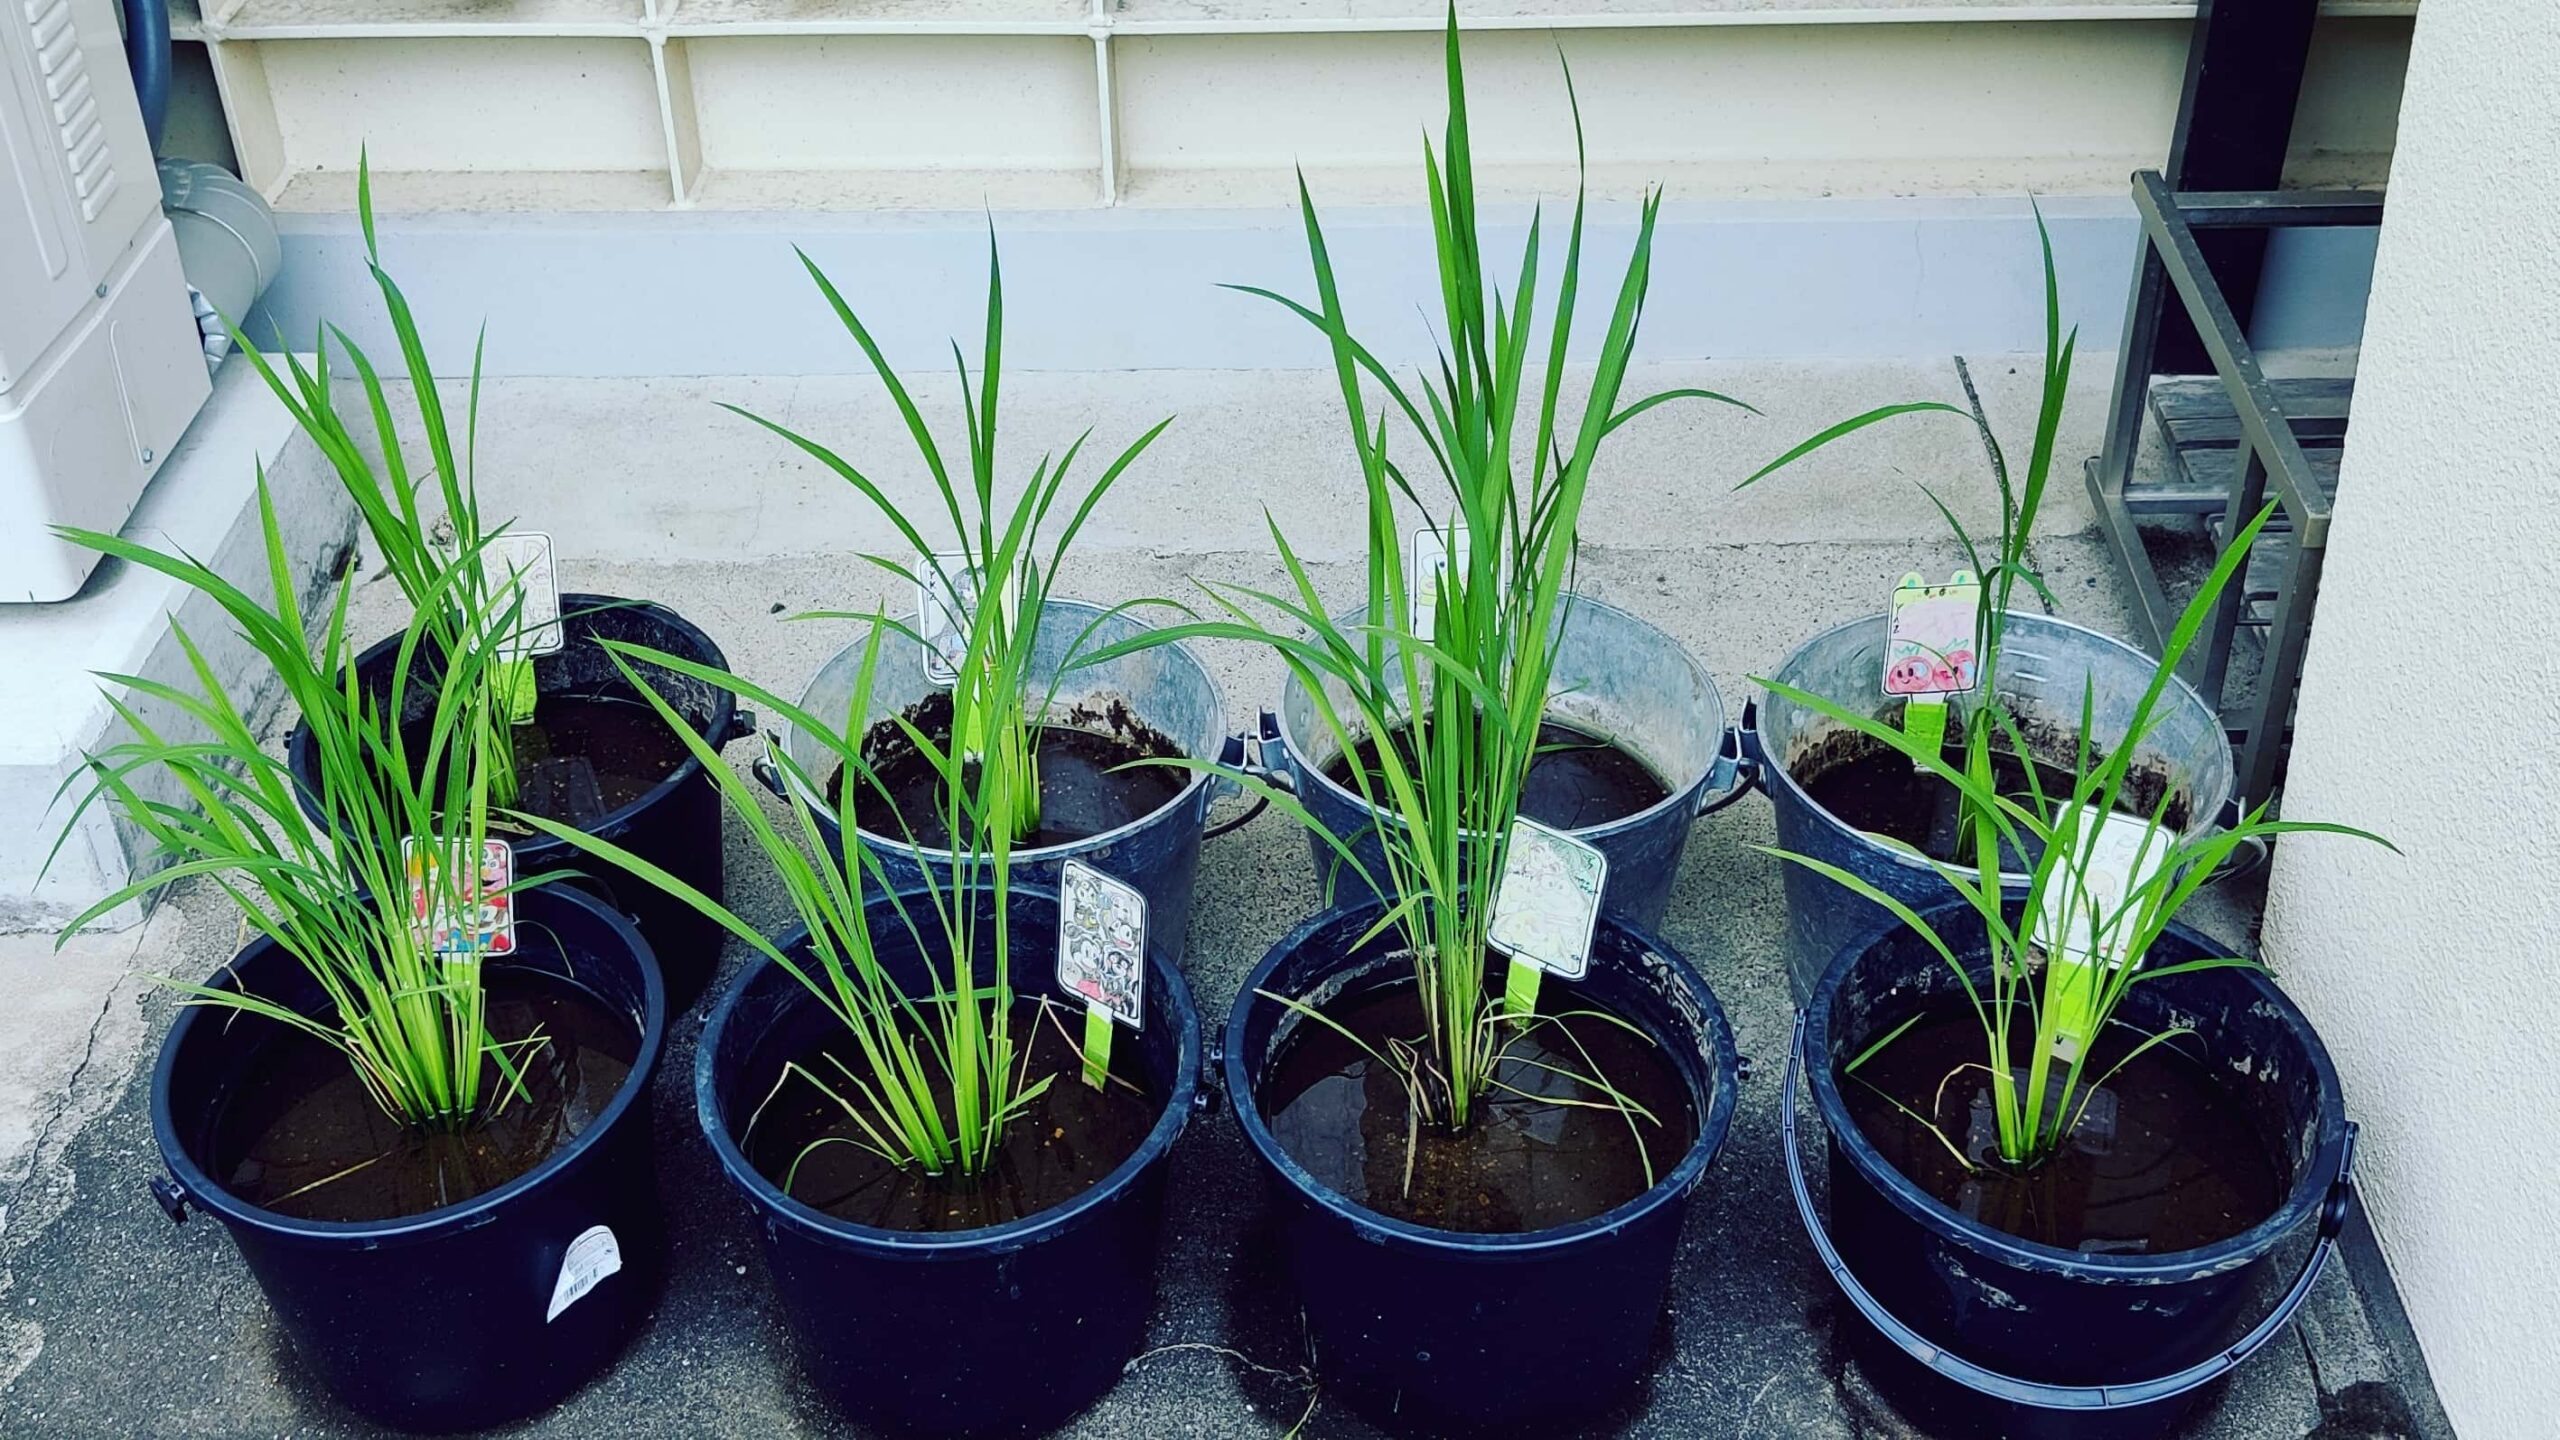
[0,357,2444,1438]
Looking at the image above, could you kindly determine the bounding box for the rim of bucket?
[693,882,1202,1256]
[1757,609,2233,884]
[1225,898,1740,1257]
[778,598,1228,864]
[1275,592,1730,843]
[1803,898,2350,1284]
[288,593,741,858]
[150,883,668,1243]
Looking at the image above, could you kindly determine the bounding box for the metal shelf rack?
[2085,169,2384,816]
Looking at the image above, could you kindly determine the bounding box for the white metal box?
[1,0,212,602]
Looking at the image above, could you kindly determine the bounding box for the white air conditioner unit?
[0,0,211,603]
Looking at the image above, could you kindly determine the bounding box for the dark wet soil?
[212,970,640,1223]
[1794,714,2187,863]
[399,693,694,829]
[745,1000,1156,1231]
[1323,720,1671,831]
[1841,1003,2287,1253]
[828,692,1188,849]
[1261,974,1696,1234]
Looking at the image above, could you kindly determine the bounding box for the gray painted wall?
[249,195,2376,377]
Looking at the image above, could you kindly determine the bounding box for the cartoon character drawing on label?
[1058,860,1146,1030]
[1885,570,1984,697]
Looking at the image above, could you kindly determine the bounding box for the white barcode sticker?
[546,1224,623,1323]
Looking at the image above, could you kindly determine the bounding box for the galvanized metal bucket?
[1746,610,2235,1007]
[758,599,1231,953]
[1261,593,1742,931]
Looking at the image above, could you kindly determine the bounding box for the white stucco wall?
[2259,6,2560,1439]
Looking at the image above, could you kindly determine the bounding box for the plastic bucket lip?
[1803,899,2351,1285]
[778,597,1228,862]
[149,883,668,1245]
[288,592,742,854]
[1757,609,2230,884]
[1275,592,1729,843]
[1225,898,1740,1258]
[693,882,1202,1258]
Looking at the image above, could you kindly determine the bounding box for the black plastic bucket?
[1786,900,2358,1440]
[696,884,1201,1436]
[1227,901,1739,1433]
[147,884,668,1432]
[287,593,742,1011]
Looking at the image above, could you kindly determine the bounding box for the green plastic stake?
[1503,954,1544,1027]
[2039,805,2164,1066]
[499,658,538,725]
[1901,696,1949,763]
[1081,1004,1114,1090]
[2047,952,2104,1067]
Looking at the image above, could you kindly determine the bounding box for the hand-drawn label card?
[1884,570,1983,697]
[404,838,517,957]
[483,532,565,662]
[2038,804,2170,969]
[2039,803,2170,1065]
[916,551,978,687]
[1410,527,1472,641]
[1487,818,1607,981]
[1058,859,1145,1029]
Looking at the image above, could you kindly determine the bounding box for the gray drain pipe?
[125,1,283,366]
[158,160,282,368]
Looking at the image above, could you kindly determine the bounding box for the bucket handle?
[1781,1012,2358,1413]
[1199,713,1299,843]
[1696,710,1761,819]
[1203,731,1275,841]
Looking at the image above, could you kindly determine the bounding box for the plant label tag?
[403,837,516,957]
[1058,860,1145,1028]
[1059,860,1145,1089]
[1410,527,1470,641]
[484,532,565,662]
[1884,570,1981,697]
[2039,804,2169,1063]
[546,1224,623,1323]
[915,551,978,687]
[1488,818,1607,983]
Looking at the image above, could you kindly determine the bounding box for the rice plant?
[720,230,1169,846]
[228,150,527,805]
[1758,501,2391,1169]
[518,623,1060,1182]
[1738,202,2076,702]
[50,477,548,1136]
[1090,10,1739,1142]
